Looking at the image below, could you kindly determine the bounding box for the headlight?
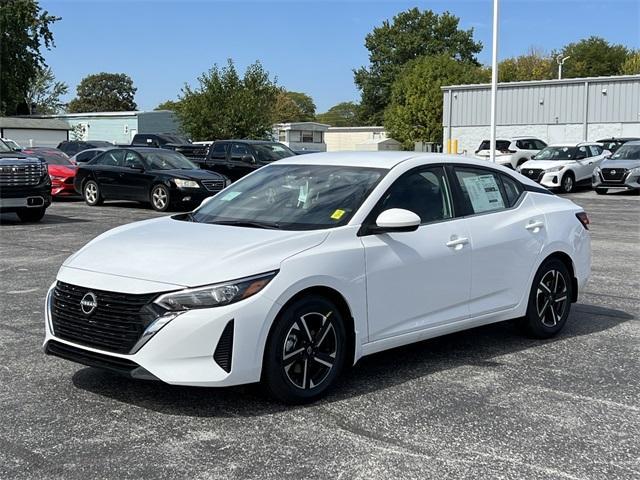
[174,178,200,189]
[593,166,602,175]
[546,166,565,173]
[154,271,278,311]
[629,167,640,176]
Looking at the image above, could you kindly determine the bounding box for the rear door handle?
[446,236,469,249]
[525,221,545,231]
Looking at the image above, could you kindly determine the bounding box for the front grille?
[51,281,158,354]
[46,339,140,375]
[201,179,225,192]
[214,320,234,373]
[601,168,627,182]
[521,168,544,181]
[0,162,45,187]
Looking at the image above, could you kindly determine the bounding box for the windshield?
[24,149,72,165]
[533,146,581,161]
[191,164,385,230]
[143,150,196,170]
[0,140,11,153]
[253,143,296,162]
[610,144,640,161]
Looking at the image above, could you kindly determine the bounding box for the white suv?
[518,143,609,193]
[474,137,547,169]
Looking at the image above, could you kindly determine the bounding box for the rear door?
[451,166,546,317]
[229,143,256,179]
[93,149,126,197]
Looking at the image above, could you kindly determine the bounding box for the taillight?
[576,212,590,230]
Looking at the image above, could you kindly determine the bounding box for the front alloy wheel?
[264,295,346,403]
[561,173,575,193]
[151,184,170,211]
[521,258,573,338]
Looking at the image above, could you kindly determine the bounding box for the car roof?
[547,142,600,147]
[214,139,284,145]
[621,140,640,146]
[596,137,640,142]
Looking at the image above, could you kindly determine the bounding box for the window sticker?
[462,174,505,213]
[331,209,346,220]
[221,191,242,201]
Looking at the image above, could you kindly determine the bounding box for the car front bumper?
[43,273,282,387]
[592,171,640,191]
[0,179,52,213]
[51,178,78,197]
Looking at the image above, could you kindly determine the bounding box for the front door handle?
[525,221,545,232]
[446,236,469,249]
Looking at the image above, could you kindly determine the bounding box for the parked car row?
[475,136,640,194]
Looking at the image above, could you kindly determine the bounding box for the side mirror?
[372,208,421,233]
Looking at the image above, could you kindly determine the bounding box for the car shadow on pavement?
[0,213,90,225]
[71,302,634,417]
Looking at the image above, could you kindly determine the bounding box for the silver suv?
[593,140,640,195]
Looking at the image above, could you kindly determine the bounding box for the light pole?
[557,55,570,80]
[489,0,499,163]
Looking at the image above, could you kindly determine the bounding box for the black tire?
[520,258,573,339]
[16,207,46,222]
[263,295,347,403]
[560,172,575,193]
[595,188,608,195]
[83,180,103,206]
[150,184,170,212]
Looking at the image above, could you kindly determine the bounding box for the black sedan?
[74,147,229,211]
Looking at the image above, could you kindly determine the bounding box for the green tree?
[155,99,180,111]
[177,59,279,140]
[354,8,482,124]
[384,55,488,149]
[24,66,68,114]
[316,102,363,127]
[284,91,315,121]
[499,48,555,82]
[272,90,316,123]
[556,36,629,78]
[620,51,640,75]
[0,0,60,115]
[67,72,137,112]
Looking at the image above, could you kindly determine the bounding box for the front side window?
[209,143,227,160]
[191,164,385,230]
[454,168,508,214]
[124,151,144,169]
[230,143,251,159]
[253,143,296,162]
[376,167,453,224]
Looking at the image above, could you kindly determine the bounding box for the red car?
[23,147,78,197]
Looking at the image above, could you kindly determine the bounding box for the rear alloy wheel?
[17,207,45,222]
[150,184,170,212]
[560,173,575,193]
[263,295,347,403]
[521,258,572,338]
[595,188,608,195]
[83,180,103,206]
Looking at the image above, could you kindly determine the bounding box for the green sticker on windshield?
[222,191,241,201]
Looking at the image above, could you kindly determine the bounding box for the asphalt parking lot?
[1,191,638,480]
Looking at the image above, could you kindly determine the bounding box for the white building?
[442,74,640,154]
[324,126,401,152]
[273,122,328,153]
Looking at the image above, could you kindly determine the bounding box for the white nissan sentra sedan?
[44,152,591,403]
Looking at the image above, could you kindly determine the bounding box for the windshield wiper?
[209,220,282,230]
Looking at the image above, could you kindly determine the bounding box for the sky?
[41,0,640,113]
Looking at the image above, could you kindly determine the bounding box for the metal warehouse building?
[47,110,180,145]
[442,75,640,154]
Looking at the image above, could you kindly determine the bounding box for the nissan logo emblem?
[528,170,533,175]
[611,170,616,175]
[80,292,98,315]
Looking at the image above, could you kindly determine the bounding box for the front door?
[361,166,472,341]
[94,149,126,198]
[120,151,151,200]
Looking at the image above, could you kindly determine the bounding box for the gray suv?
[593,140,640,194]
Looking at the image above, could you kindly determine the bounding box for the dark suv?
[0,140,51,222]
[202,140,296,181]
[57,140,114,157]
[131,133,208,164]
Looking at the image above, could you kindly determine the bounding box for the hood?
[600,159,640,170]
[62,216,329,288]
[519,159,573,170]
[153,168,225,180]
[48,164,76,176]
[0,152,29,160]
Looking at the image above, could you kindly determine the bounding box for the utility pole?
[489,0,499,163]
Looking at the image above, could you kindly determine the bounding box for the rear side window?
[209,143,228,160]
[500,174,523,207]
[454,168,508,214]
[96,149,125,167]
[478,140,511,151]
